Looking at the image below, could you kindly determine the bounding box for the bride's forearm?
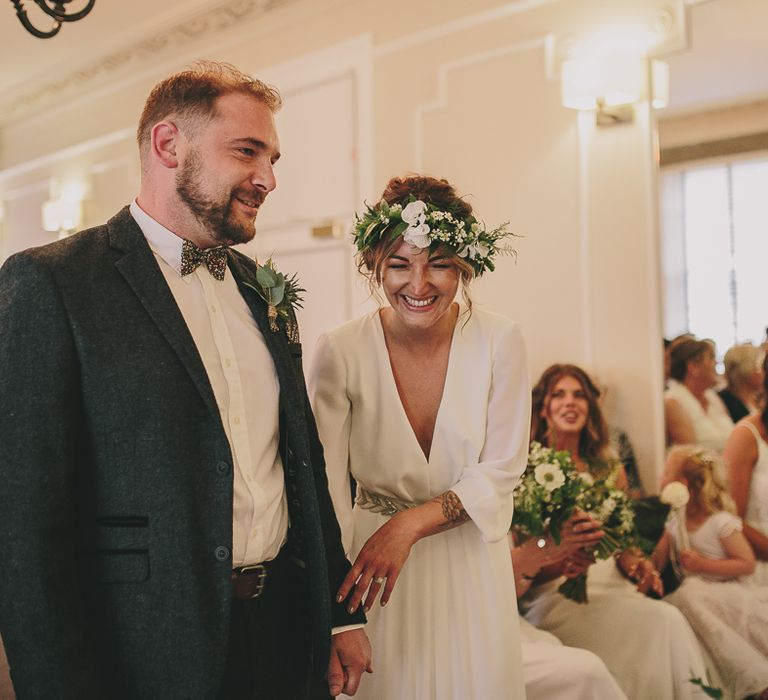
[397,490,470,542]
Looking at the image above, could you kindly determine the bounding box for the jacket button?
[216,461,230,475]
[214,546,230,562]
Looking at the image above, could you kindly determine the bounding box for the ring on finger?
[373,576,386,585]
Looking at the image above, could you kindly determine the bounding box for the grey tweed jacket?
[0,207,363,699]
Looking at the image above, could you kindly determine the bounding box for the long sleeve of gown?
[449,321,530,543]
[308,332,355,555]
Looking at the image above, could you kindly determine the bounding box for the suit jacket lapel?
[226,252,303,418]
[107,207,221,425]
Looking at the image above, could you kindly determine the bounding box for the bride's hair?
[530,364,613,470]
[357,174,474,309]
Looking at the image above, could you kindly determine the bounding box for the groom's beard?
[176,148,266,245]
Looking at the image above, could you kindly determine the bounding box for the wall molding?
[412,37,546,171]
[0,127,134,184]
[375,0,559,57]
[660,131,768,166]
[0,0,304,126]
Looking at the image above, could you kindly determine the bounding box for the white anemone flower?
[401,200,428,226]
[458,241,490,260]
[660,481,690,509]
[534,462,566,492]
[403,223,431,249]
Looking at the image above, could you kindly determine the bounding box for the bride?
[309,175,528,699]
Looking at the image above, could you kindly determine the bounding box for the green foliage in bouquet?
[558,469,638,603]
[512,442,585,546]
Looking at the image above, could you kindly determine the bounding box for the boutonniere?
[253,258,305,342]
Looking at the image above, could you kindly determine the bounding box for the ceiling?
[1,0,767,123]
[0,0,217,98]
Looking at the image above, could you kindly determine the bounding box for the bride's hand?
[337,512,417,614]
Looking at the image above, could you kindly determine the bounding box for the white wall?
[0,0,721,491]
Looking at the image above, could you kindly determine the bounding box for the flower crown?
[352,196,516,277]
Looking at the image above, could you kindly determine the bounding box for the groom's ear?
[151,120,182,169]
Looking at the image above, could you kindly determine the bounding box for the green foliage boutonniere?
[252,258,305,343]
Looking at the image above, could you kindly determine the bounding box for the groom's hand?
[327,628,372,696]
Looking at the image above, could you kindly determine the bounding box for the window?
[660,153,768,357]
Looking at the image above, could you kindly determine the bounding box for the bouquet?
[512,441,586,546]
[558,470,637,603]
[513,442,641,603]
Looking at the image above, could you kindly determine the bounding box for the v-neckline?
[374,305,462,464]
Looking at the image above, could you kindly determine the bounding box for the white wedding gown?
[309,306,529,700]
[521,559,714,700]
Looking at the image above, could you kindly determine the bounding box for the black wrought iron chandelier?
[10,0,96,39]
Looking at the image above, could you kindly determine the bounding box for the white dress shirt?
[129,200,288,567]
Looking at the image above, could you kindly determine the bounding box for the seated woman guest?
[665,337,733,452]
[723,353,768,585]
[519,363,712,700]
[718,343,765,423]
[511,514,627,700]
[310,175,528,699]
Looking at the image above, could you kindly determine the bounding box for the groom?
[0,61,369,699]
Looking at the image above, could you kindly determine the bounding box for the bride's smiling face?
[381,240,459,331]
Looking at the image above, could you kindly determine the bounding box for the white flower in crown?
[660,481,690,509]
[534,462,566,492]
[458,241,490,261]
[401,200,432,249]
[578,472,595,486]
[401,200,428,226]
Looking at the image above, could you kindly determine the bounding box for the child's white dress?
[666,511,768,699]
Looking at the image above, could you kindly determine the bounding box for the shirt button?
[214,546,230,562]
[216,461,230,475]
[225,358,232,367]
[233,416,241,425]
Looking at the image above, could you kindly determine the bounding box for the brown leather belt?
[231,558,277,601]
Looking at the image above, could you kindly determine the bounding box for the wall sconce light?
[561,55,669,125]
[42,180,86,238]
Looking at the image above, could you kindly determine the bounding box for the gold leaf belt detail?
[355,486,419,517]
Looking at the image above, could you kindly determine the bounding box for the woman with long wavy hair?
[518,363,711,700]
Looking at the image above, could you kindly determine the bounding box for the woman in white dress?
[309,175,529,699]
[723,353,768,585]
[519,364,712,700]
[665,337,733,452]
[655,446,768,699]
[511,522,627,700]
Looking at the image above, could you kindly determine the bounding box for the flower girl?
[655,446,768,699]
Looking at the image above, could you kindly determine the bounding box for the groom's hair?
[137,60,281,169]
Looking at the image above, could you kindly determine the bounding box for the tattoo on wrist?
[438,491,469,525]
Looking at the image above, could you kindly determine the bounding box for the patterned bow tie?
[180,240,229,281]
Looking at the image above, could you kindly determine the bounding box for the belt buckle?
[239,563,267,599]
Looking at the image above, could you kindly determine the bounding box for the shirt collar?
[129,199,185,275]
